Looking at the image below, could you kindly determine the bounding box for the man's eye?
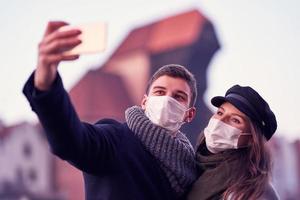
[174,94,185,101]
[154,90,164,95]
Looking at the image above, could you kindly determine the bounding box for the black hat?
[211,85,277,140]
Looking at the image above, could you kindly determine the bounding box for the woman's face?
[212,102,252,147]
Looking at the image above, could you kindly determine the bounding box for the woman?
[188,85,279,200]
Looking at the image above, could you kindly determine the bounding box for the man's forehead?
[150,75,191,94]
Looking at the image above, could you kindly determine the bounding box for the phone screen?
[59,22,107,55]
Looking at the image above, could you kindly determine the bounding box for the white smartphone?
[59,22,107,55]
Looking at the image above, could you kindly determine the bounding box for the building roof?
[112,9,206,57]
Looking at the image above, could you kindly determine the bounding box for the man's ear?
[141,94,148,110]
[184,107,196,123]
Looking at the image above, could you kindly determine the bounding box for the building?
[0,122,62,200]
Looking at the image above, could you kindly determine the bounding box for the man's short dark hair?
[146,64,197,107]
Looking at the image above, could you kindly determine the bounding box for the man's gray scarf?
[125,106,197,197]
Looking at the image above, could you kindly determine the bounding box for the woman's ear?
[140,94,148,110]
[184,107,196,123]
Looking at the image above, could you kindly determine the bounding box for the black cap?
[211,85,277,140]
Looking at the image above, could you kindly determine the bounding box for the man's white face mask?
[145,96,188,132]
[204,118,252,154]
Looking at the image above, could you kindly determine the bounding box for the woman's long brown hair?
[222,122,272,199]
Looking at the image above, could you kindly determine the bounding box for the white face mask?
[204,118,251,154]
[145,96,188,132]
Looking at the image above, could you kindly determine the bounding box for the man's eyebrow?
[152,86,166,90]
[176,90,188,98]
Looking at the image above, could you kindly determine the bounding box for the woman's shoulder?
[259,182,280,200]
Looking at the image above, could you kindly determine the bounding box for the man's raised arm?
[23,22,119,173]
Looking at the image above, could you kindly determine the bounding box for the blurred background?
[0,0,299,199]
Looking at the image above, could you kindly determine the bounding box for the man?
[23,21,198,200]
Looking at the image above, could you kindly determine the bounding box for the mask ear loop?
[240,132,252,136]
[183,107,192,123]
[237,115,253,147]
[237,132,253,148]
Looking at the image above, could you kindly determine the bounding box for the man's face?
[141,75,196,123]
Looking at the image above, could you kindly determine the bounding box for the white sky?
[1,0,299,140]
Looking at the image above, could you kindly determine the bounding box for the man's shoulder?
[94,118,123,126]
[93,118,132,136]
[93,118,125,132]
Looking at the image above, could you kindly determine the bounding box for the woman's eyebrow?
[218,106,225,111]
[219,106,247,121]
[232,113,247,121]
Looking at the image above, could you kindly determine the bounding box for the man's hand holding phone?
[34,21,107,91]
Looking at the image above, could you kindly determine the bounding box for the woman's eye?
[232,118,241,124]
[216,111,223,116]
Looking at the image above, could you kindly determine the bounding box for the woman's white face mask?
[204,118,252,154]
[145,96,188,132]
